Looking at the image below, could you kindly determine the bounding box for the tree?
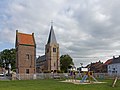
[60,54,74,73]
[0,48,16,70]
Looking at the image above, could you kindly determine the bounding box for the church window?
[53,48,56,52]
[54,62,55,67]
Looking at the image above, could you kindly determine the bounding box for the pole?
[112,77,118,87]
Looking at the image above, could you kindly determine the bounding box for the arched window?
[53,48,56,52]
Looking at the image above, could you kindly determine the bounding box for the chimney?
[32,33,34,36]
[16,30,18,33]
[113,56,115,59]
[119,55,120,58]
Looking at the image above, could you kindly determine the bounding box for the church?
[36,24,60,73]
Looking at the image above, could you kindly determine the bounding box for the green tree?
[0,48,16,70]
[60,54,74,73]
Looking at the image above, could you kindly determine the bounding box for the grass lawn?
[0,79,120,90]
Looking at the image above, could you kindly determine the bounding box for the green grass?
[0,79,120,90]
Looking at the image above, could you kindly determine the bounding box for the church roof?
[36,55,46,62]
[47,25,57,44]
[16,30,35,46]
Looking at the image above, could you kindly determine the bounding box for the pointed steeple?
[47,21,57,44]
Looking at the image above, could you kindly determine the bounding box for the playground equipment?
[112,77,118,87]
[66,65,77,82]
[80,68,98,83]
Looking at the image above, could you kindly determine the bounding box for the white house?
[108,56,120,76]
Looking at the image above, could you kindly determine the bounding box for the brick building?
[102,59,112,73]
[15,30,36,78]
[86,60,103,73]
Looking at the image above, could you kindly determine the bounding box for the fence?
[93,73,120,79]
[12,73,120,80]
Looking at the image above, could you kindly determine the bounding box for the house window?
[26,69,29,74]
[113,68,115,70]
[53,48,56,52]
[112,71,115,73]
[109,70,111,72]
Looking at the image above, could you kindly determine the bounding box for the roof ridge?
[18,32,33,36]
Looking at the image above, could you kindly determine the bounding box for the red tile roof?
[17,32,35,46]
[92,62,102,67]
[104,59,112,65]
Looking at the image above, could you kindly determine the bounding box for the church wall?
[45,43,60,71]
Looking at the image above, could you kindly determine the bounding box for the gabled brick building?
[15,30,36,76]
[102,59,112,73]
[86,60,103,73]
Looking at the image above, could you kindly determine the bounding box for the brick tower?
[15,30,36,78]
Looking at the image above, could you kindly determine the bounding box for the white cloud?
[94,12,110,22]
[0,28,15,43]
[1,0,120,67]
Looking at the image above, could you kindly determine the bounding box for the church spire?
[47,21,57,44]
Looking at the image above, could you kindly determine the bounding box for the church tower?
[45,23,60,72]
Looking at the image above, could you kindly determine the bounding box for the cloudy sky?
[0,0,120,67]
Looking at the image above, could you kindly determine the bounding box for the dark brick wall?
[16,45,36,74]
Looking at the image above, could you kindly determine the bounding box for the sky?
[0,0,120,67]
